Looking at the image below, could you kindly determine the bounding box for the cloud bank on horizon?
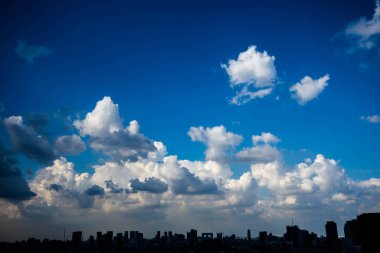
[0,96,379,240]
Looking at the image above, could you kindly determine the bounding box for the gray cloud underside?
[4,117,57,164]
[90,130,156,161]
[0,144,35,200]
[130,177,168,193]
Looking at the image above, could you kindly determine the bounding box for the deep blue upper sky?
[0,0,380,240]
[2,0,378,178]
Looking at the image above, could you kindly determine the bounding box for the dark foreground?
[0,213,379,253]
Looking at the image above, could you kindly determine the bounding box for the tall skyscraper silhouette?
[325,221,339,251]
[357,213,380,253]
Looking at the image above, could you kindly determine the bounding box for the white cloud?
[188,126,243,162]
[127,120,140,135]
[290,74,330,105]
[14,148,377,239]
[331,193,349,202]
[361,114,380,123]
[74,96,123,138]
[230,86,273,106]
[345,1,380,50]
[2,97,380,240]
[180,159,233,182]
[222,46,276,87]
[74,96,157,161]
[250,154,351,197]
[236,132,281,163]
[252,132,280,145]
[236,145,281,163]
[222,45,277,105]
[357,177,380,187]
[29,157,93,208]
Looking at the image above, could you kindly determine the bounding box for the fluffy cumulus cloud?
[1,97,379,240]
[188,125,242,162]
[290,74,330,105]
[3,116,57,164]
[361,114,380,123]
[252,132,280,145]
[344,1,380,50]
[29,157,94,208]
[55,134,86,155]
[222,45,277,105]
[74,96,157,161]
[15,40,52,64]
[236,132,281,163]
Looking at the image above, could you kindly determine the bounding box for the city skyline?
[1,213,379,253]
[1,0,380,242]
[4,213,372,242]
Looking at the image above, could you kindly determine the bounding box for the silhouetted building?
[259,231,267,243]
[3,214,379,253]
[96,232,102,241]
[96,231,102,248]
[116,233,123,244]
[325,221,340,251]
[345,219,359,248]
[130,231,136,240]
[285,225,300,247]
[105,231,113,244]
[155,231,161,240]
[357,213,380,253]
[72,231,82,244]
[187,229,197,243]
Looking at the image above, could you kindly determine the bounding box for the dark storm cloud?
[90,130,156,162]
[172,167,221,195]
[130,177,168,193]
[3,116,57,164]
[15,40,52,64]
[85,185,105,197]
[0,144,36,200]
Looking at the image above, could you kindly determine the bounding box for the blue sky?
[0,0,380,241]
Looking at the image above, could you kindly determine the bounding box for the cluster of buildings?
[0,213,378,253]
